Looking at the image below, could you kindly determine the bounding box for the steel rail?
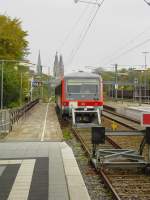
[102,110,142,130]
[71,127,121,200]
[103,106,140,124]
[100,170,121,200]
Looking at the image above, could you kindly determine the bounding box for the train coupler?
[72,108,101,128]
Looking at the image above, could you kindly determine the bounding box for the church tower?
[37,51,42,75]
[59,55,64,79]
[53,52,59,77]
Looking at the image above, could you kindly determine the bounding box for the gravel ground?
[62,125,112,200]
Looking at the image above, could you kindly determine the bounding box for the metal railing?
[0,110,10,133]
[0,99,39,134]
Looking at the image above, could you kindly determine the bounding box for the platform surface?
[105,101,150,109]
[0,103,90,200]
[2,103,63,142]
[105,101,150,122]
[0,142,90,200]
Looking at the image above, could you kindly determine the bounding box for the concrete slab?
[60,143,91,200]
[0,142,90,200]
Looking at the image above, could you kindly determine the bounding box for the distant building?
[53,52,64,79]
[59,54,64,79]
[53,52,59,77]
[36,51,42,75]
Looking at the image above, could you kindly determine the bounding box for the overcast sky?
[1,0,150,73]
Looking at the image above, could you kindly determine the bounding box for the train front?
[62,72,103,127]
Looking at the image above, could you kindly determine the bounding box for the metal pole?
[142,52,149,103]
[1,61,4,109]
[115,64,118,102]
[139,71,142,106]
[121,86,124,104]
[20,72,23,107]
[31,77,33,101]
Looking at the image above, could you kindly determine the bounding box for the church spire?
[53,52,59,77]
[37,50,42,75]
[59,54,64,78]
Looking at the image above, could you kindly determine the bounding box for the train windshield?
[66,79,100,100]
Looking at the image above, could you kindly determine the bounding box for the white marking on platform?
[41,102,50,142]
[61,144,91,200]
[8,159,35,200]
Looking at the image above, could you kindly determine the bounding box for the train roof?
[64,71,101,79]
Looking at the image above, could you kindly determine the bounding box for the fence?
[0,110,10,133]
[0,99,39,134]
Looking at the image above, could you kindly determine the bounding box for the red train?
[55,71,103,126]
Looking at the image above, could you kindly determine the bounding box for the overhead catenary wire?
[144,0,150,6]
[67,5,96,64]
[100,25,150,65]
[58,6,89,52]
[103,37,150,66]
[67,0,105,65]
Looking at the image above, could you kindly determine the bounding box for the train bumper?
[71,108,102,128]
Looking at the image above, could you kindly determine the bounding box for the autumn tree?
[0,15,29,108]
[0,15,28,60]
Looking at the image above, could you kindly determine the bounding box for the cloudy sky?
[1,0,150,73]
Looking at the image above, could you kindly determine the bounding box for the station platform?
[0,142,90,200]
[0,102,90,200]
[3,103,63,142]
[105,101,150,122]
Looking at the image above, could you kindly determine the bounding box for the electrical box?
[91,126,105,144]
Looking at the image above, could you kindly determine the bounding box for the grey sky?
[1,0,150,73]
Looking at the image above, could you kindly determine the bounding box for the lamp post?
[142,52,149,102]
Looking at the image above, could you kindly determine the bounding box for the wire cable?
[100,25,150,65]
[67,0,105,65]
[67,5,96,64]
[58,6,89,52]
[103,37,150,65]
[144,0,150,6]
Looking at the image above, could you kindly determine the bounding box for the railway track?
[71,128,150,200]
[102,108,142,131]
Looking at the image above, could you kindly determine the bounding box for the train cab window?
[66,79,100,100]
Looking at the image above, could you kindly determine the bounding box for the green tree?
[0,15,29,108]
[0,15,28,60]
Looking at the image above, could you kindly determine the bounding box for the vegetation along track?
[71,127,150,200]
